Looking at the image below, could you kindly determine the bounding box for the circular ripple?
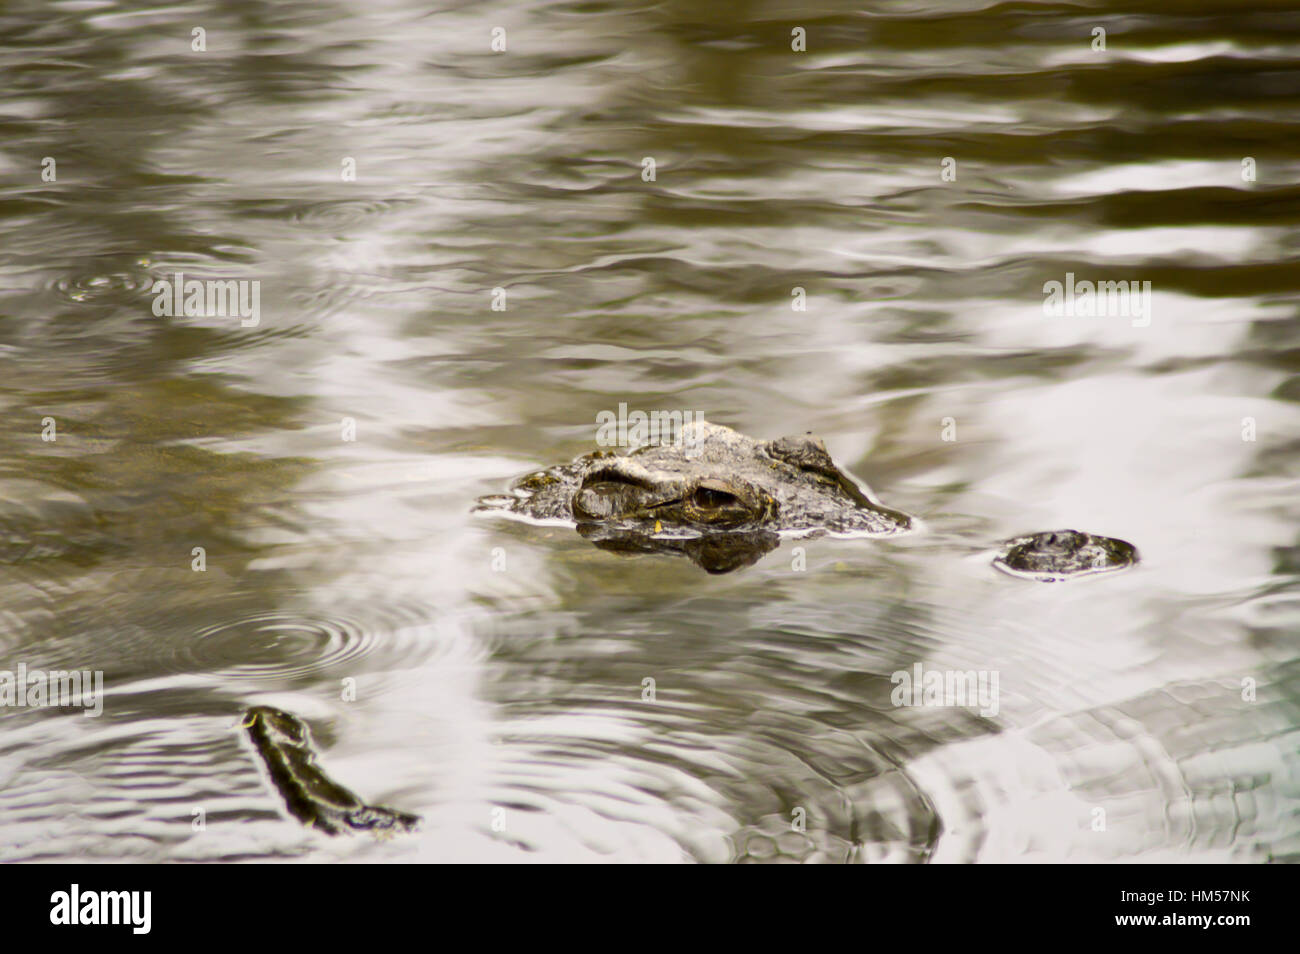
[2,596,470,685]
[186,612,381,680]
[50,270,154,304]
[290,198,399,230]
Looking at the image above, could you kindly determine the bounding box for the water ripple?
[185,613,382,680]
[49,269,153,304]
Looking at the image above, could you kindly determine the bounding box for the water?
[0,0,1297,862]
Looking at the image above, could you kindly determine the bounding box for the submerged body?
[246,429,1140,836]
[243,706,420,836]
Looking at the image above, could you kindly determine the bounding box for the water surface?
[0,0,1297,862]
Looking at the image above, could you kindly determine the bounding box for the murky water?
[1,0,1297,863]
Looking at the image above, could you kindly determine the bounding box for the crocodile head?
[475,421,913,572]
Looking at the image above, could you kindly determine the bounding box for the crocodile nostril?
[1032,530,1082,552]
[573,481,654,521]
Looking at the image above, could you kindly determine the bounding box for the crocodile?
[242,706,420,836]
[243,425,1137,838]
[475,420,1138,579]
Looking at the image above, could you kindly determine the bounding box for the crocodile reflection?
[577,523,781,574]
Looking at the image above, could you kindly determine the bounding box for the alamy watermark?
[1043,272,1151,327]
[596,403,704,449]
[0,663,104,716]
[891,663,999,717]
[50,884,150,934]
[151,271,260,327]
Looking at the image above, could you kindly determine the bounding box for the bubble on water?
[50,270,153,303]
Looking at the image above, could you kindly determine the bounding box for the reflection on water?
[0,0,1297,862]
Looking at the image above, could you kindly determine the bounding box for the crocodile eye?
[693,486,739,509]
